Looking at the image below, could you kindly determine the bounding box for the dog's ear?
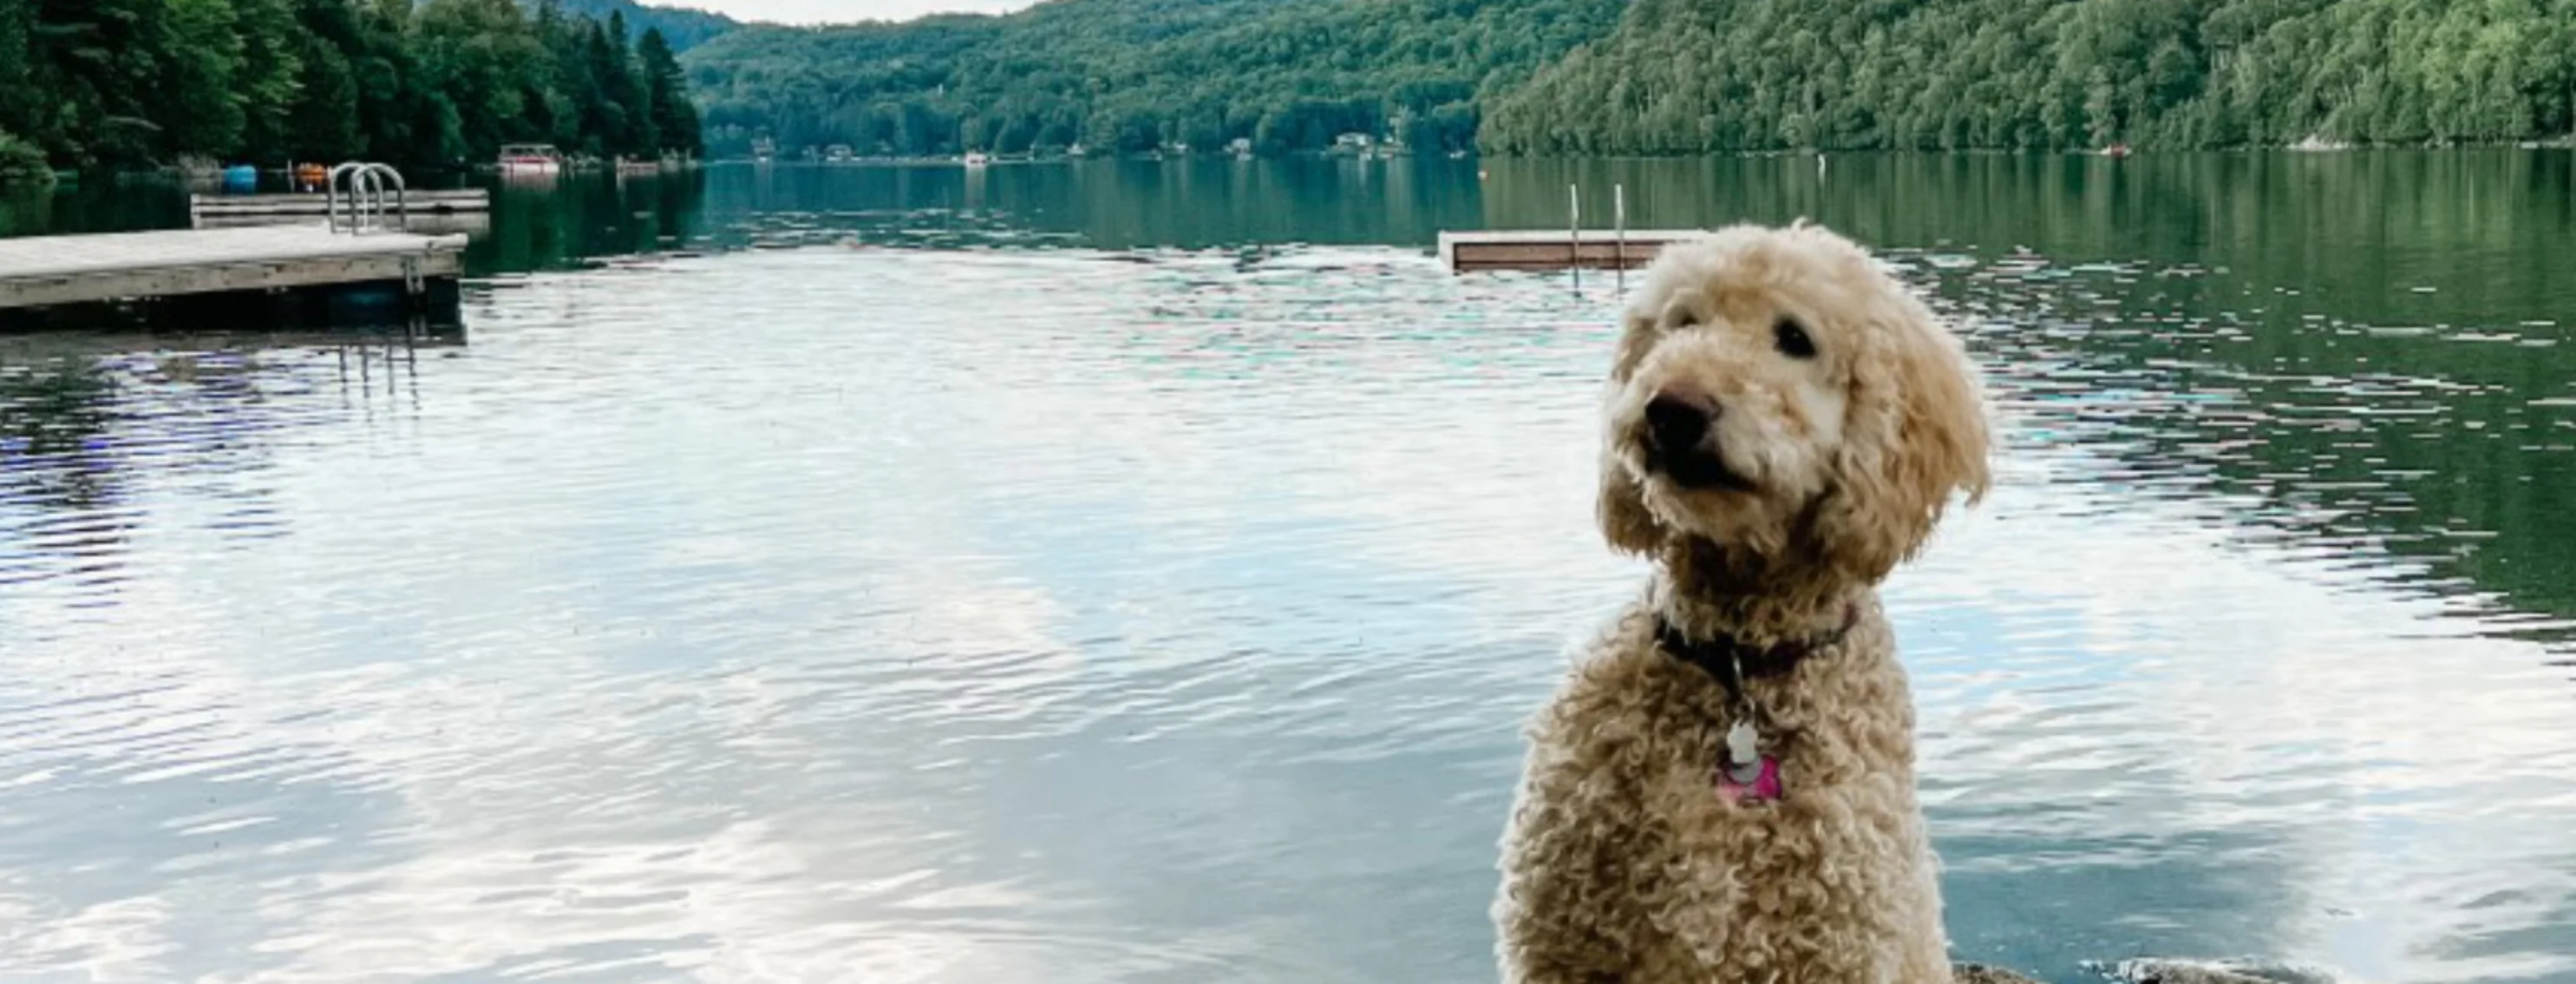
[1598,308,1666,554]
[1809,293,1990,581]
[1599,444,1663,555]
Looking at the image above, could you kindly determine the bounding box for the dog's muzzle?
[1643,394,1754,492]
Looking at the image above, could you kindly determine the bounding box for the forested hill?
[14,0,2560,175]
[0,0,704,174]
[1481,0,2576,154]
[680,0,1629,158]
[551,0,738,52]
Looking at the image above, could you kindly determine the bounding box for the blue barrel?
[222,164,258,192]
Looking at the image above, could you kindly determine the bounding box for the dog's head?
[1598,222,1989,582]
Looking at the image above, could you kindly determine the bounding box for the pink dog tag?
[1719,757,1784,804]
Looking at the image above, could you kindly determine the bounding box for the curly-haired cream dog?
[1494,222,1991,984]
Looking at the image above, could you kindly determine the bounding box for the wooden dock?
[1439,229,1708,272]
[190,188,489,223]
[193,211,493,236]
[0,226,467,326]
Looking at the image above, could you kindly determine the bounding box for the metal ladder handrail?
[325,162,410,233]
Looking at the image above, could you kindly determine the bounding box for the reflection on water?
[3,154,2576,983]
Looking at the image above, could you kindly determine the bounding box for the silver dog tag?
[1725,720,1761,768]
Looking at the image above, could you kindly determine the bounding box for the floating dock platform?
[193,211,493,236]
[189,188,490,223]
[1438,229,1706,273]
[0,226,467,329]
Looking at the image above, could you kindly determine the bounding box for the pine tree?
[637,27,699,157]
[600,10,652,157]
[579,20,629,159]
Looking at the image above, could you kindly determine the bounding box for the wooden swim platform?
[1438,229,1708,273]
[0,226,467,321]
[1442,182,1716,274]
[193,211,492,237]
[190,188,490,223]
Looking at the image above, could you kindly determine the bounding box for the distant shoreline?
[14,141,2570,191]
[701,140,2576,167]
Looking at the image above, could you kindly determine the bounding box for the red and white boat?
[498,143,564,175]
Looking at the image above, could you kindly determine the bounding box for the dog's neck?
[1652,538,1865,646]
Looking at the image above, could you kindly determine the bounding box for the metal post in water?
[1614,183,1628,292]
[1568,183,1581,292]
[401,253,424,310]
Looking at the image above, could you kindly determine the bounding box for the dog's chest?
[1637,698,1890,825]
[1618,669,1924,977]
[1639,659,1901,804]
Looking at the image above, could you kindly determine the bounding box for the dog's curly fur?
[1494,223,1991,984]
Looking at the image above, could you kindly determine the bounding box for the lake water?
[4,154,2575,983]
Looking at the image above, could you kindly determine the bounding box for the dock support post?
[401,253,425,313]
[1568,184,1581,292]
[1614,183,1627,292]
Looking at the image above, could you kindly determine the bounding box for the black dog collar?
[1654,604,1859,700]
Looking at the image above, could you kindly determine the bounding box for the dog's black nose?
[1644,395,1713,454]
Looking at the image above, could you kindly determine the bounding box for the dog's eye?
[1773,318,1817,359]
[1670,310,1699,329]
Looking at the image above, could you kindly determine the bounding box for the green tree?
[415,0,545,161]
[282,0,364,162]
[15,0,173,166]
[0,2,34,146]
[351,0,429,163]
[581,20,634,156]
[601,10,654,156]
[0,128,51,186]
[230,0,304,161]
[284,32,362,161]
[158,0,247,159]
[534,1,601,154]
[637,27,701,156]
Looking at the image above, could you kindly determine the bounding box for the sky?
[666,0,1035,24]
